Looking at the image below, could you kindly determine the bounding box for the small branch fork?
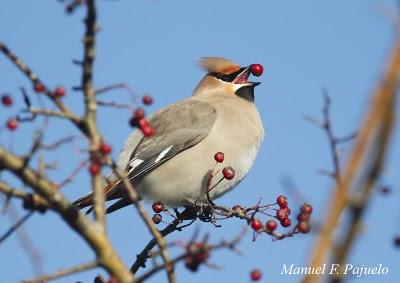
[303,90,357,185]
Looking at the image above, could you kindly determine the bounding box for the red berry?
[276,208,288,221]
[250,269,262,281]
[99,143,112,155]
[88,162,101,175]
[107,278,118,283]
[33,82,45,93]
[192,242,209,262]
[301,203,313,215]
[138,118,150,129]
[142,95,153,105]
[152,201,164,213]
[54,86,66,97]
[141,125,154,137]
[152,213,162,224]
[280,218,291,227]
[214,151,224,163]
[222,166,235,180]
[297,213,310,222]
[134,108,145,119]
[1,95,13,106]
[6,118,18,131]
[250,219,263,231]
[184,242,209,271]
[266,219,278,232]
[298,221,311,233]
[283,206,291,216]
[250,64,263,77]
[276,195,288,208]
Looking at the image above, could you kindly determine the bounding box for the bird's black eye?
[219,75,231,82]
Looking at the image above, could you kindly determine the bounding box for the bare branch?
[0,147,134,282]
[21,260,98,283]
[81,0,105,227]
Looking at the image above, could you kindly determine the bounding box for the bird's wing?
[107,98,217,198]
[73,98,217,212]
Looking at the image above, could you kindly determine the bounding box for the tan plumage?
[74,57,264,213]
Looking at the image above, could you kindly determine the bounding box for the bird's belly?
[137,129,261,207]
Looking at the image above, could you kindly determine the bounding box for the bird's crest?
[199,57,241,74]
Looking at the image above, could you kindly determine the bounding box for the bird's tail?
[72,179,121,212]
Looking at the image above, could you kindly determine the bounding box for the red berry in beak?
[250,64,263,77]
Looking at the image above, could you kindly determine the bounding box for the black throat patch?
[235,85,255,102]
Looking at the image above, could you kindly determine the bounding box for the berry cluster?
[184,242,210,272]
[248,195,313,237]
[2,94,18,131]
[213,151,235,180]
[129,95,155,138]
[151,201,165,224]
[88,142,113,175]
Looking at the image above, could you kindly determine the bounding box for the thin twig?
[130,207,197,273]
[110,163,175,283]
[21,260,98,283]
[0,210,34,244]
[27,108,81,123]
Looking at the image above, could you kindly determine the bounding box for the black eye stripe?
[210,67,246,82]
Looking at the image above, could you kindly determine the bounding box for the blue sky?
[1,0,400,282]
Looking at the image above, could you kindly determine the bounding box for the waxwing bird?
[74,57,265,213]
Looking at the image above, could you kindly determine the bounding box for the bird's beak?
[232,66,261,87]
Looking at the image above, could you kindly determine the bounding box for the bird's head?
[193,57,263,102]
